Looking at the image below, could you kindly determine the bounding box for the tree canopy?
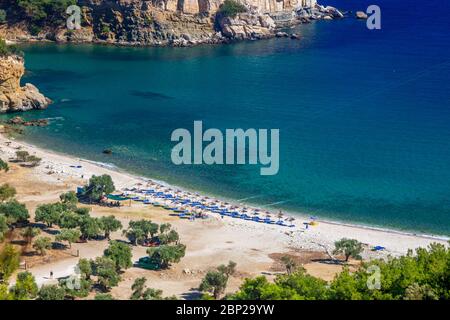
[200,261,236,299]
[99,215,122,240]
[232,243,450,300]
[38,284,66,300]
[10,271,38,300]
[0,184,16,202]
[56,228,81,248]
[103,240,132,272]
[33,236,52,256]
[333,238,363,262]
[91,256,121,292]
[0,200,29,224]
[82,175,115,202]
[147,244,186,269]
[0,244,20,282]
[0,158,9,172]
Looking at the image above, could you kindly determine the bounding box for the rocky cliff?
[0,55,51,113]
[0,0,342,46]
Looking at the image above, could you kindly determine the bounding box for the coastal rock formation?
[219,13,275,40]
[0,0,344,46]
[0,55,51,113]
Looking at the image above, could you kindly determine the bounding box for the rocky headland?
[0,0,344,46]
[0,53,51,113]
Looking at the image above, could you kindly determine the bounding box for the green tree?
[123,225,145,246]
[0,244,20,282]
[130,277,147,300]
[159,229,180,245]
[217,0,247,18]
[59,277,91,299]
[0,200,29,224]
[58,211,81,229]
[79,216,101,240]
[200,261,236,299]
[99,215,122,240]
[103,240,132,272]
[130,277,167,300]
[0,158,9,172]
[0,215,8,241]
[95,293,115,300]
[59,191,78,208]
[10,271,38,300]
[147,244,186,269]
[16,0,77,27]
[77,258,93,280]
[123,219,159,245]
[231,276,276,300]
[38,284,66,300]
[404,283,439,300]
[0,184,16,202]
[0,283,13,300]
[333,238,363,262]
[142,288,164,300]
[0,37,22,57]
[56,228,81,248]
[35,203,65,228]
[15,151,29,162]
[200,271,229,299]
[159,223,172,234]
[21,226,40,245]
[92,256,121,292]
[26,155,41,167]
[33,236,52,256]
[83,175,115,202]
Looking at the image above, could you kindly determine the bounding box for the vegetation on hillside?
[231,243,450,300]
[0,37,23,57]
[1,0,77,34]
[217,0,247,18]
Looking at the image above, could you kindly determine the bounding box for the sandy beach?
[1,132,448,298]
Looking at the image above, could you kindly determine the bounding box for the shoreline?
[12,137,450,242]
[1,131,449,257]
[8,134,450,242]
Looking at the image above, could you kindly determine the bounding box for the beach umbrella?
[277,210,284,220]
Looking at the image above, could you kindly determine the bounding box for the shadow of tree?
[180,289,202,300]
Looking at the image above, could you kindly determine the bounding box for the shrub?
[0,38,23,57]
[218,0,247,18]
[0,158,9,172]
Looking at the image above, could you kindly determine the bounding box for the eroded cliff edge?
[0,0,343,46]
[0,53,51,113]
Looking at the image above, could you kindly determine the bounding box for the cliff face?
[0,55,51,113]
[0,0,340,46]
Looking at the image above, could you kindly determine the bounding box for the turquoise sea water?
[2,0,450,235]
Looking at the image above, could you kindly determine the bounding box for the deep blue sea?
[2,0,450,235]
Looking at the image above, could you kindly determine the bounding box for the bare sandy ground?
[1,133,448,299]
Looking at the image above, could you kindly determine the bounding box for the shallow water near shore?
[2,0,450,236]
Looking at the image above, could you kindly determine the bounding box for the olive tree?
[0,184,16,202]
[99,215,122,240]
[56,229,81,248]
[147,244,186,269]
[103,240,132,272]
[333,238,363,262]
[0,158,9,172]
[33,237,52,256]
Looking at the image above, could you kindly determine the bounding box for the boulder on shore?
[356,11,368,19]
[0,55,51,113]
